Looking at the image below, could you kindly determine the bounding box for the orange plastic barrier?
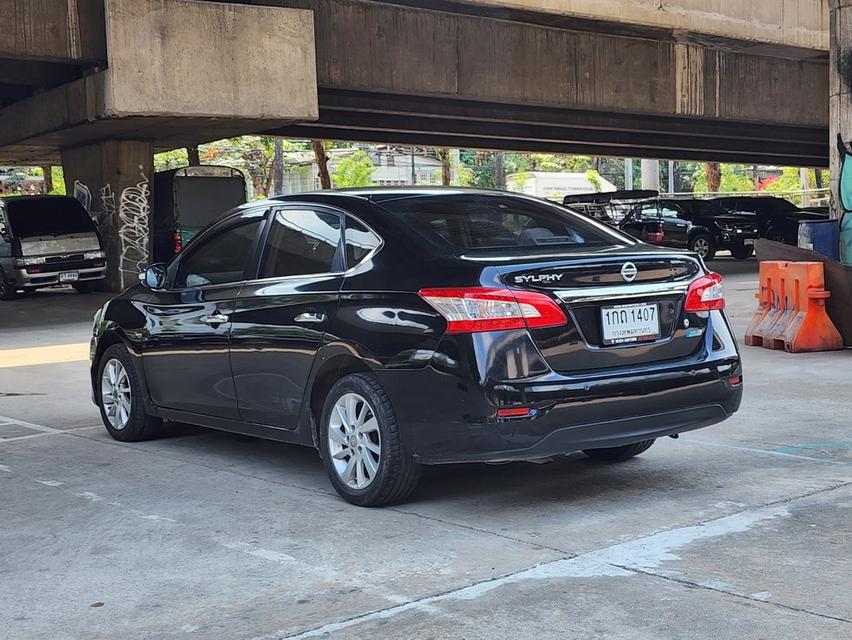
[744,261,843,353]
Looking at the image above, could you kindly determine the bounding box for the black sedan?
[90,189,743,506]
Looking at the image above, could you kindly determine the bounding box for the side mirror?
[139,263,167,290]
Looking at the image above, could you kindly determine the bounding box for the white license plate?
[744,239,755,246]
[601,302,660,345]
[59,271,79,283]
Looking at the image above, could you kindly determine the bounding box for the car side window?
[639,204,659,219]
[345,217,381,268]
[0,207,8,240]
[260,209,342,278]
[174,218,261,288]
[660,205,681,219]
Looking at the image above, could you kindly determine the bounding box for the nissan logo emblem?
[621,262,638,282]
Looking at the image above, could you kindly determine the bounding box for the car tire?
[319,373,421,507]
[730,244,754,260]
[73,281,100,294]
[96,344,162,442]
[0,272,17,301]
[689,233,716,261]
[583,439,656,462]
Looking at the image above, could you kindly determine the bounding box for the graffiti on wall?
[116,173,151,290]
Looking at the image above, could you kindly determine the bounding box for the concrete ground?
[0,258,850,640]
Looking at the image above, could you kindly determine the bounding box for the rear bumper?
[377,311,742,464]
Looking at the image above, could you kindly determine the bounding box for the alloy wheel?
[327,392,381,489]
[101,358,132,430]
[692,238,710,257]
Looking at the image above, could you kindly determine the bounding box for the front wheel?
[0,273,17,301]
[583,439,656,462]
[97,344,162,442]
[689,234,716,261]
[319,373,421,507]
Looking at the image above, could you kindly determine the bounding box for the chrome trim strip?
[555,280,690,303]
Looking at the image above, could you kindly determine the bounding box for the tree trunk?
[41,166,53,194]
[438,148,451,186]
[272,138,284,196]
[186,146,201,166]
[312,140,331,189]
[815,169,824,189]
[705,162,721,193]
[494,152,505,190]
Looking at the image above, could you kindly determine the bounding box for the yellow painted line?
[0,342,89,368]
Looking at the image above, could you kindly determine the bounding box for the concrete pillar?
[624,158,633,191]
[830,0,852,219]
[640,159,660,192]
[61,140,154,292]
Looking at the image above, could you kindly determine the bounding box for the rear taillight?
[418,287,567,334]
[684,272,725,312]
[174,230,183,254]
[646,222,664,243]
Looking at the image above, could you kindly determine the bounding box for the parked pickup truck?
[0,196,106,300]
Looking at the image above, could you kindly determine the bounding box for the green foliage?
[154,149,189,171]
[331,151,376,188]
[692,164,755,193]
[585,169,603,192]
[48,166,65,195]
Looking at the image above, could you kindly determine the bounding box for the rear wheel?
[730,244,754,260]
[0,274,16,301]
[583,439,656,462]
[97,344,162,442]
[689,234,716,261]
[319,373,421,507]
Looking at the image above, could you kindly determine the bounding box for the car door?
[230,205,346,429]
[141,210,265,419]
[659,202,690,248]
[620,203,658,240]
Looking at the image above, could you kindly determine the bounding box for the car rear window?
[377,194,624,252]
[5,197,96,238]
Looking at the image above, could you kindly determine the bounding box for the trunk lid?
[495,252,707,373]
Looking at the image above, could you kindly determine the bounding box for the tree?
[312,140,331,189]
[692,163,753,193]
[436,148,451,186]
[332,150,376,187]
[705,162,721,193]
[186,146,201,166]
[40,166,53,194]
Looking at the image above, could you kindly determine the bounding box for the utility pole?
[624,158,633,190]
[411,146,416,185]
[667,160,675,195]
[494,152,505,189]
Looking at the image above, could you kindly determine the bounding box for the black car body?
[89,189,743,506]
[0,195,107,299]
[713,196,828,245]
[619,198,759,260]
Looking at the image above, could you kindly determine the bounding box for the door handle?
[199,313,230,325]
[295,311,326,324]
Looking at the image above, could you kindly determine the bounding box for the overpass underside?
[0,0,831,167]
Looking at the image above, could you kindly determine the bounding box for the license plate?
[744,239,755,246]
[59,271,79,283]
[601,302,660,345]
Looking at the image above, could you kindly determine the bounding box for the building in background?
[279,146,443,194]
[505,171,617,201]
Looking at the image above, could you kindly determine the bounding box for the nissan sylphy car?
[90,189,742,506]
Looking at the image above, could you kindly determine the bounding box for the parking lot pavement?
[1,264,851,639]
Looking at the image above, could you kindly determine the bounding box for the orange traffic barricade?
[745,261,842,353]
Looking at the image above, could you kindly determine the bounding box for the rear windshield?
[174,177,247,228]
[5,197,96,238]
[378,194,626,252]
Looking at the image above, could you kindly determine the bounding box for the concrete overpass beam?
[61,140,154,292]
